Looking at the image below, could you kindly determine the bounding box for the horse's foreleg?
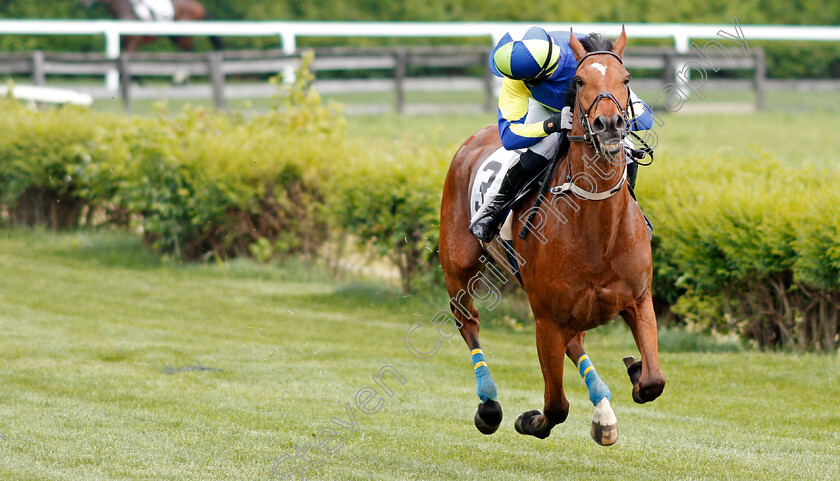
[515,319,568,439]
[621,288,666,404]
[565,332,618,445]
[444,268,502,435]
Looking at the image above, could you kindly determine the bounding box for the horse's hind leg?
[621,288,666,403]
[441,243,502,435]
[565,332,618,446]
[440,125,506,434]
[515,319,569,439]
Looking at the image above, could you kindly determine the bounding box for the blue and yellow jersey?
[496,30,654,150]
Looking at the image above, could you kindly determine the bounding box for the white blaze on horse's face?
[589,62,607,77]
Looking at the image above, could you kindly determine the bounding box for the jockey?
[469,26,655,242]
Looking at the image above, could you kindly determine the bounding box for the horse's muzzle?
[591,114,627,157]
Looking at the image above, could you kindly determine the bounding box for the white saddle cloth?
[469,146,519,241]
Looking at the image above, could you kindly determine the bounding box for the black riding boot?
[469,151,545,242]
[625,160,653,236]
[627,161,638,191]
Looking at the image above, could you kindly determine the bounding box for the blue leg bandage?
[471,348,498,402]
[577,354,611,406]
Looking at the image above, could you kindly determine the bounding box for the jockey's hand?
[543,107,574,134]
[543,112,565,134]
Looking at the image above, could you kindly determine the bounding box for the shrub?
[0,96,120,229]
[332,139,450,293]
[639,152,840,352]
[87,56,345,261]
[1,55,345,263]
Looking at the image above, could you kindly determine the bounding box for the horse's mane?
[564,33,615,106]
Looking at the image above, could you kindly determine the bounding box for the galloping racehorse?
[81,0,223,52]
[439,28,665,445]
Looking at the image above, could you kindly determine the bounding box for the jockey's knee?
[520,149,550,171]
[521,132,561,169]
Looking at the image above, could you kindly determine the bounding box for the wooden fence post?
[394,49,407,114]
[663,51,675,86]
[31,50,45,86]
[208,51,228,111]
[118,54,132,112]
[482,51,495,112]
[753,48,766,111]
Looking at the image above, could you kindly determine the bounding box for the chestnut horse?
[439,28,665,445]
[81,0,224,52]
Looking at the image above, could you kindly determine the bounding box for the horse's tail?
[202,9,225,51]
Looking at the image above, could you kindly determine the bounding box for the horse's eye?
[574,77,583,87]
[624,75,631,85]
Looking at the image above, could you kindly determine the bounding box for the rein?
[555,50,632,201]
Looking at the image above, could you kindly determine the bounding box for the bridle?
[549,50,638,201]
[566,50,633,158]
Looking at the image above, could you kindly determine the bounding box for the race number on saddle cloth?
[468,26,655,243]
[129,0,175,21]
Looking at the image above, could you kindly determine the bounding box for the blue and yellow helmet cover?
[490,26,562,81]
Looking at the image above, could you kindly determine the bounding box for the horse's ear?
[611,25,627,57]
[569,29,587,61]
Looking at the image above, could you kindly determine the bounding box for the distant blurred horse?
[81,0,224,52]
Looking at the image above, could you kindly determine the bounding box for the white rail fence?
[1,20,840,90]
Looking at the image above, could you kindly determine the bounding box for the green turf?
[1,229,838,480]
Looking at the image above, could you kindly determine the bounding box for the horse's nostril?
[612,114,626,131]
[592,115,608,133]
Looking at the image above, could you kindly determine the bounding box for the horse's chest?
[525,251,649,325]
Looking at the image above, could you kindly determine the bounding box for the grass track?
[1,230,839,480]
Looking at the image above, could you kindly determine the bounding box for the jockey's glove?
[543,113,565,134]
[543,106,573,134]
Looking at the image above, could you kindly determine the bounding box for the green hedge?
[0,58,344,260]
[0,58,445,291]
[0,99,117,229]
[333,139,448,292]
[639,152,840,351]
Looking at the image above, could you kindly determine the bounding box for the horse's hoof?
[624,355,642,385]
[474,400,503,435]
[624,356,644,403]
[633,379,665,404]
[514,410,549,438]
[591,421,619,446]
[514,410,539,434]
[590,398,619,446]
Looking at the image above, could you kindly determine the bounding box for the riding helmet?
[489,26,561,82]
